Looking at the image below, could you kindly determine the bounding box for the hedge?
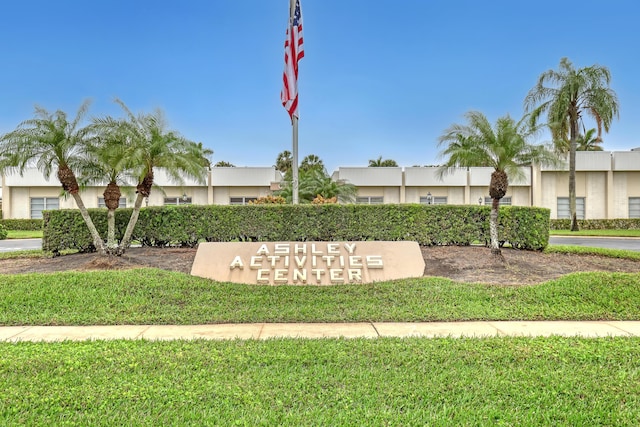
[42,204,551,253]
[0,219,44,231]
[550,218,640,230]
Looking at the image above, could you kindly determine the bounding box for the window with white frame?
[420,196,447,205]
[164,196,192,206]
[30,197,59,219]
[98,197,127,208]
[484,197,512,206]
[230,196,258,205]
[356,196,384,205]
[629,197,640,218]
[557,197,585,219]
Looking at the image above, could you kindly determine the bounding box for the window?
[557,197,585,219]
[356,196,384,205]
[30,197,59,219]
[230,197,257,205]
[420,196,447,205]
[164,197,192,206]
[484,197,512,206]
[98,197,127,208]
[630,198,640,218]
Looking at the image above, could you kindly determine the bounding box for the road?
[0,238,43,253]
[1,237,640,252]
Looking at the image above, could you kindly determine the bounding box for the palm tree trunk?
[119,193,145,253]
[489,197,502,257]
[70,192,106,255]
[569,116,579,232]
[106,209,117,254]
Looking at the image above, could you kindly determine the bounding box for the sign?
[190,241,425,285]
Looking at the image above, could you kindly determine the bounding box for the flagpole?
[284,0,301,205]
[289,0,299,205]
[292,116,299,204]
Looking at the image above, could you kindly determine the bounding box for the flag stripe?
[281,0,304,120]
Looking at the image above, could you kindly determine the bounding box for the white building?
[2,151,640,220]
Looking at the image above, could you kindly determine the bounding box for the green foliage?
[550,218,640,230]
[42,204,551,252]
[0,223,7,240]
[276,169,357,203]
[248,195,287,204]
[368,156,399,167]
[0,219,44,231]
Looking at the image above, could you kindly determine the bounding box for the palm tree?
[110,99,209,252]
[0,101,107,254]
[276,169,356,204]
[81,120,136,253]
[577,128,604,151]
[554,128,603,154]
[525,57,619,231]
[438,111,558,256]
[299,154,325,173]
[368,156,398,167]
[274,150,292,174]
[214,160,235,167]
[197,142,214,168]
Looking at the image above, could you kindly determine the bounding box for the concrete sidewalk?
[2,321,640,342]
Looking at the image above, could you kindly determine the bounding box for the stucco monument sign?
[191,241,425,285]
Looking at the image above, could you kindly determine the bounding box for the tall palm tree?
[111,99,209,252]
[274,150,292,174]
[525,57,619,231]
[299,154,325,173]
[438,111,558,256]
[368,156,398,167]
[0,101,107,254]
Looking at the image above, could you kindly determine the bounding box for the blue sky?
[1,0,639,173]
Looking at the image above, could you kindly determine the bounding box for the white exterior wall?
[3,152,640,219]
[383,187,401,203]
[404,167,467,186]
[541,173,559,218]
[213,187,231,205]
[510,187,531,207]
[335,167,403,186]
[585,172,607,219]
[612,172,629,218]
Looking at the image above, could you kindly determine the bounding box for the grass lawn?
[2,245,639,425]
[1,269,640,325]
[5,230,43,239]
[550,229,640,237]
[2,338,639,425]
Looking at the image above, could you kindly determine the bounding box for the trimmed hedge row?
[0,223,6,240]
[0,219,44,231]
[42,204,551,252]
[550,218,640,230]
[42,204,549,252]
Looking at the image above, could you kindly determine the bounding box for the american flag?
[281,0,304,120]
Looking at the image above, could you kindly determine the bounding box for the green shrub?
[550,218,640,230]
[0,223,7,240]
[0,219,44,231]
[43,204,551,252]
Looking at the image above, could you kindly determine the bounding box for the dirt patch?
[1,245,638,285]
